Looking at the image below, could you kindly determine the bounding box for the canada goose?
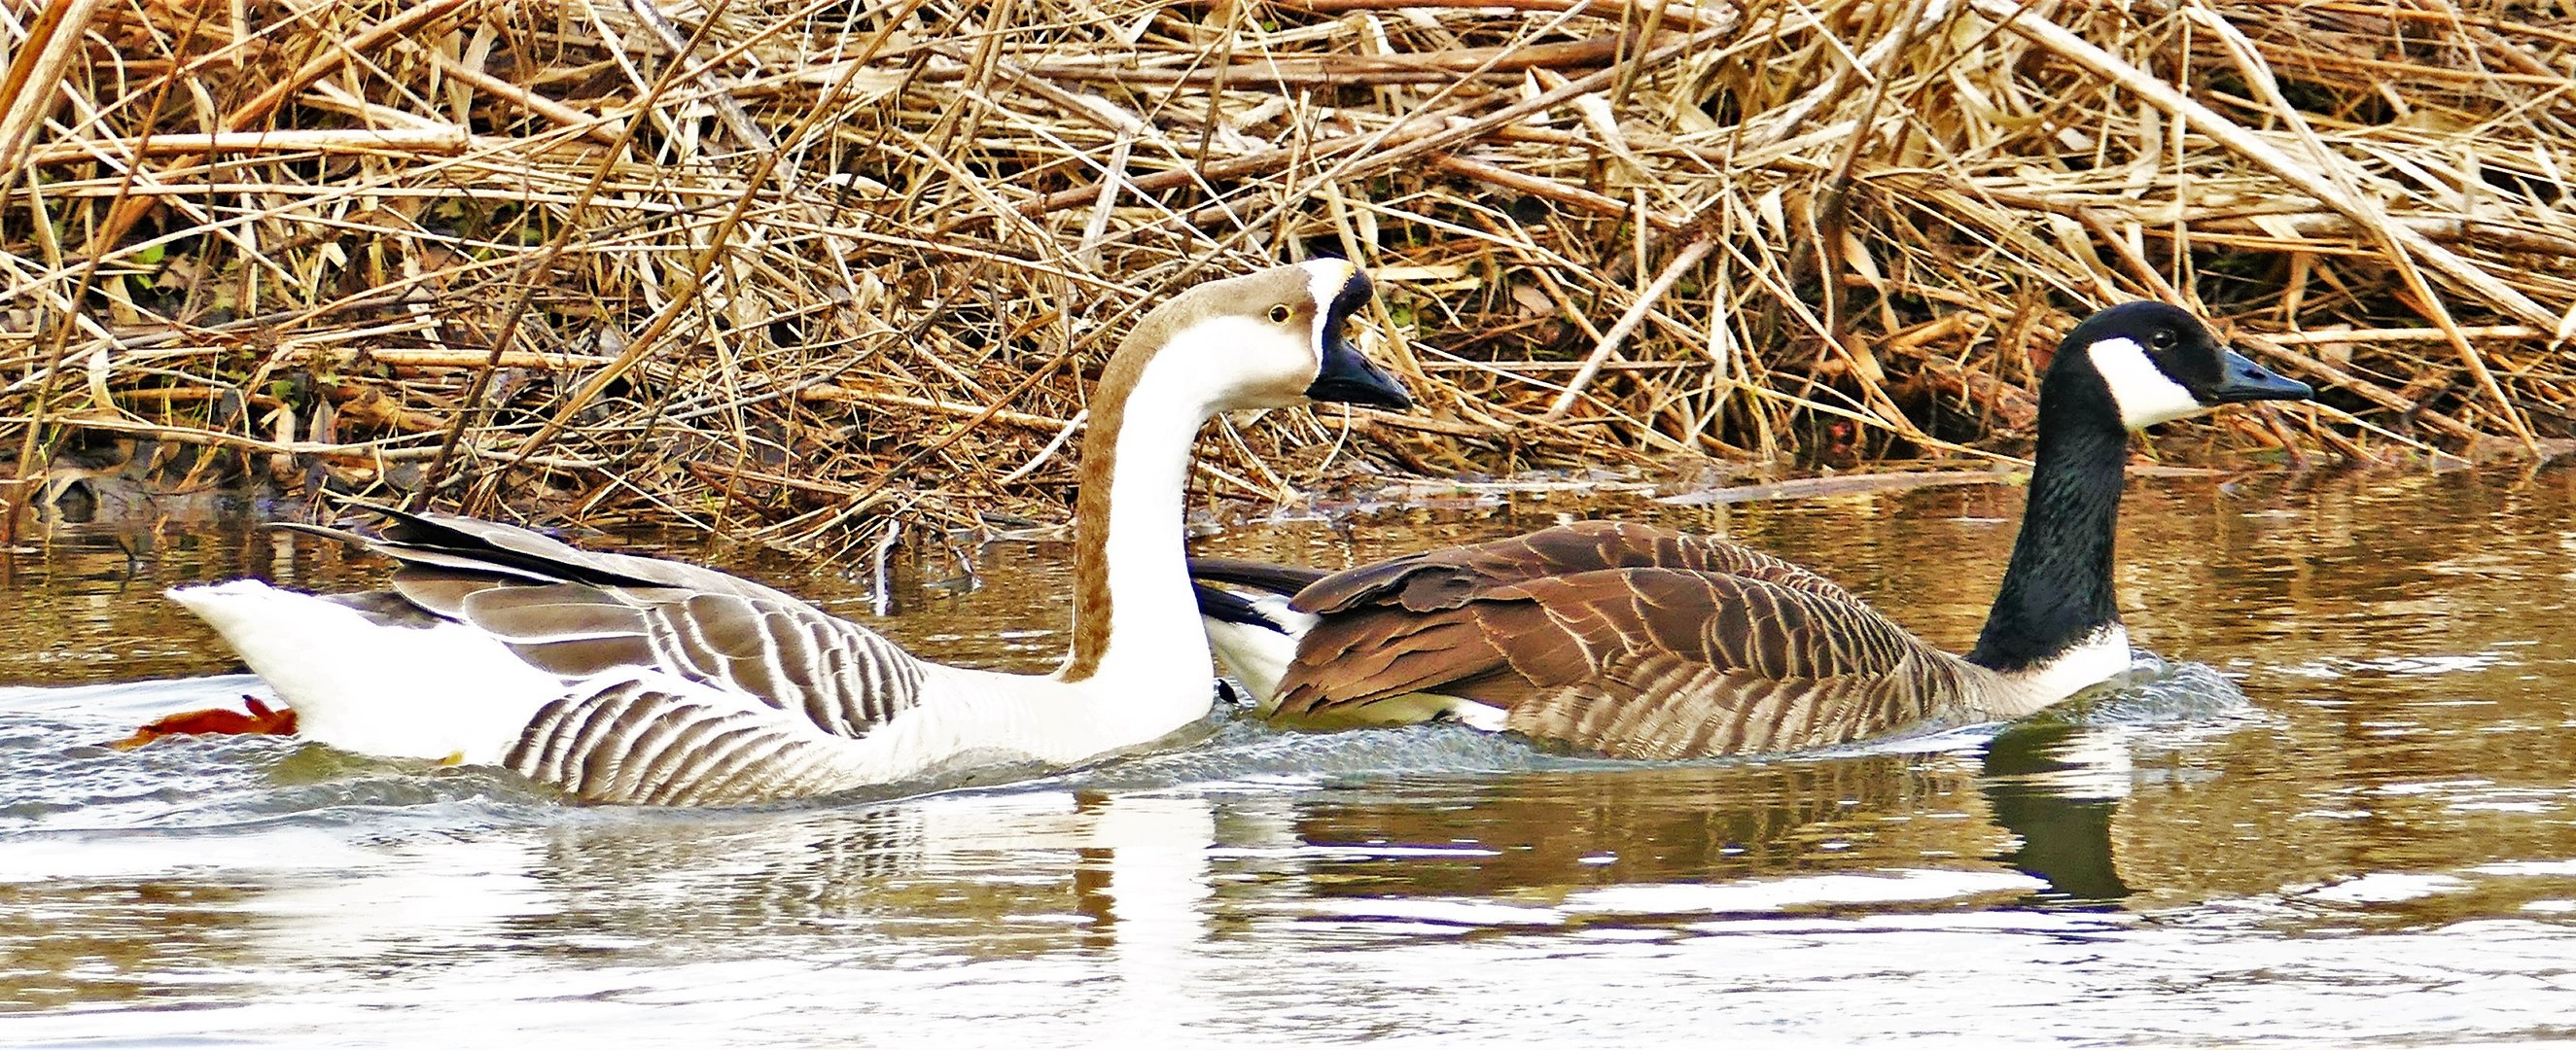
[148,261,1412,805]
[1192,301,2311,758]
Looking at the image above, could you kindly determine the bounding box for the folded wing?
[1288,519,1859,614]
[1266,522,1971,758]
[297,504,925,741]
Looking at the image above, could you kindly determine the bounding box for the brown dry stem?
[5,0,2573,545]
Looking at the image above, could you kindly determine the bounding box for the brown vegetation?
[3,0,2574,547]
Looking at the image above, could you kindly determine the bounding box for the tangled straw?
[2,0,2570,547]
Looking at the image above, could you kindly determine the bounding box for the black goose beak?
[2208,348,2313,403]
[1307,335,1413,411]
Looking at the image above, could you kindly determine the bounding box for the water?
[4,465,2575,1046]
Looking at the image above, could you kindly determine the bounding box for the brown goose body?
[1202,521,1993,757]
[1194,300,2315,759]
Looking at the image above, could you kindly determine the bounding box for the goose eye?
[1268,304,1293,324]
[2150,329,2175,350]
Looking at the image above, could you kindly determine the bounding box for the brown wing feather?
[1277,560,1973,758]
[387,570,498,618]
[1282,610,1513,721]
[1478,571,1918,684]
[1288,520,1856,617]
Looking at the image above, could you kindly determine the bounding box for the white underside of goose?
[172,578,1219,788]
[168,579,559,764]
[1200,591,1307,706]
[1984,623,2133,718]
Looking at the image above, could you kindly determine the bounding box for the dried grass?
[3,0,2573,547]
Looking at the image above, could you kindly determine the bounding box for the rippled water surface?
[5,465,2576,1046]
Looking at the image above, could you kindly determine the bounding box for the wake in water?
[0,677,556,832]
[1058,647,2269,795]
[1064,715,1572,792]
[2026,648,2266,728]
[2,646,2269,822]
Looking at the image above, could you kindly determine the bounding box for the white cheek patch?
[2087,336,2206,429]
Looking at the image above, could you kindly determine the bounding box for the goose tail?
[165,579,563,764]
[1186,557,1329,597]
[1191,581,1310,715]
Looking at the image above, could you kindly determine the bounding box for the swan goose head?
[1098,258,1411,417]
[1062,260,1409,684]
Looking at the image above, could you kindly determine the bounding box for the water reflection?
[4,467,2576,1041]
[1981,723,2133,905]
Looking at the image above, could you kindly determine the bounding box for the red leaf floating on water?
[110,696,299,751]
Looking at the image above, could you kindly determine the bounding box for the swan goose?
[155,260,1412,804]
[1192,300,2312,758]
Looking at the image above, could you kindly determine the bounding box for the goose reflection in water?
[0,737,2150,970]
[1982,722,2135,906]
[2,648,2218,1006]
[1230,741,2155,923]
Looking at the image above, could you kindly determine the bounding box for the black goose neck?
[1964,366,2131,673]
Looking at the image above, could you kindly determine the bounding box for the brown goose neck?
[1061,359,1139,681]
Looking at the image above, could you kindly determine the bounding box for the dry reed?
[3,0,2573,548]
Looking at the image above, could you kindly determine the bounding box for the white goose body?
[165,581,1208,789]
[159,261,1412,805]
[1191,301,2312,759]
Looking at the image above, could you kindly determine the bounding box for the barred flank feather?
[508,677,877,807]
[1253,524,1984,756]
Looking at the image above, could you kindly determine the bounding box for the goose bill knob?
[1301,267,1412,410]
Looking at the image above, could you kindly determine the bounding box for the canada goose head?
[2056,300,2312,430]
[1112,259,1412,414]
[1967,300,2314,695]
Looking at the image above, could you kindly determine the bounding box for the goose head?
[2054,300,2312,431]
[1114,259,1412,414]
